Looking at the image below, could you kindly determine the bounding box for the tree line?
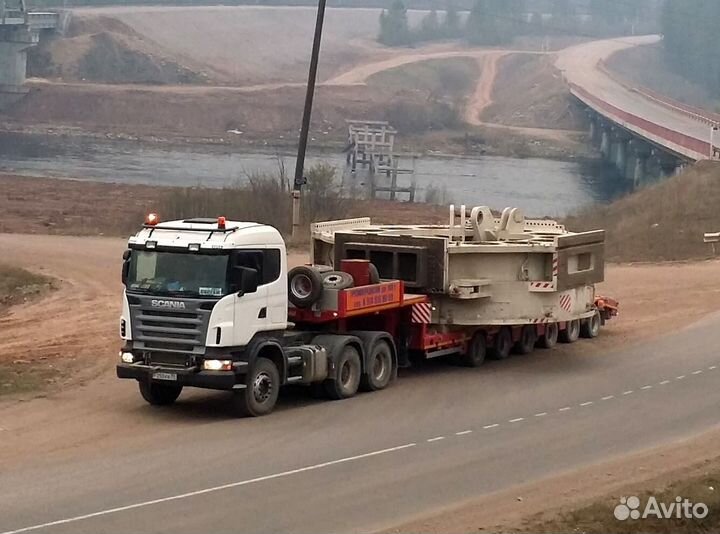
[661,0,720,97]
[378,0,661,47]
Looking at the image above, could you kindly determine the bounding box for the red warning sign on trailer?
[343,281,403,313]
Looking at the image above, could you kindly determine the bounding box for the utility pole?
[292,0,327,239]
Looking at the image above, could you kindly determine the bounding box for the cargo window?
[369,251,393,278]
[398,253,418,282]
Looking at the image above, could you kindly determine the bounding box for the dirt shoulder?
[387,425,720,534]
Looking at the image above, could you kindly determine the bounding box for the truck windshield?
[126,250,230,298]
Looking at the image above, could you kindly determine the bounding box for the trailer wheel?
[233,357,280,417]
[361,340,394,390]
[139,382,183,406]
[580,311,601,338]
[461,331,487,367]
[288,266,324,308]
[514,325,537,355]
[538,323,558,349]
[324,345,362,400]
[322,271,354,290]
[488,327,512,360]
[559,320,580,343]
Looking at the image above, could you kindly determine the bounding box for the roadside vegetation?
[0,264,55,313]
[565,161,720,262]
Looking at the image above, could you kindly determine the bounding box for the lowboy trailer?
[117,208,617,416]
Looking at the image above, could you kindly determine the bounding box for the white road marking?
[709,366,717,370]
[483,424,499,429]
[0,443,417,534]
[601,395,615,401]
[659,380,670,385]
[427,436,445,443]
[455,430,473,436]
[641,385,653,390]
[559,407,571,412]
[676,375,686,380]
[692,370,703,375]
[509,418,525,423]
[580,401,594,407]
[623,390,634,395]
[534,412,548,417]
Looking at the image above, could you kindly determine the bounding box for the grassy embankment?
[0,265,57,395]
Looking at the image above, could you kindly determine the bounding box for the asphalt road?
[556,36,714,147]
[1,233,719,533]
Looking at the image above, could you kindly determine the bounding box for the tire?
[322,271,354,290]
[288,266,324,308]
[488,327,513,360]
[361,340,394,391]
[368,263,381,284]
[559,319,580,343]
[324,345,362,400]
[580,311,601,338]
[233,357,280,417]
[461,330,487,367]
[537,322,558,349]
[514,325,537,355]
[138,381,183,406]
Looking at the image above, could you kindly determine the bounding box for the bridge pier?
[0,27,36,107]
[599,128,610,158]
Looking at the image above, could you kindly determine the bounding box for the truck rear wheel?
[461,331,486,367]
[324,345,362,400]
[559,320,580,343]
[361,340,394,390]
[138,381,183,406]
[233,357,280,417]
[538,323,558,349]
[488,327,512,360]
[580,311,601,338]
[514,325,537,355]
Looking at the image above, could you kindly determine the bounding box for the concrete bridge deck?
[556,36,718,165]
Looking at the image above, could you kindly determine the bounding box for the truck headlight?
[120,352,135,364]
[203,359,232,371]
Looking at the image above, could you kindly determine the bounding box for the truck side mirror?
[235,267,259,297]
[121,250,131,285]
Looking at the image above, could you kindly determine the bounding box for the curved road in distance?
[555,36,715,148]
[0,234,719,534]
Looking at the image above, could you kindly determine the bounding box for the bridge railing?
[570,83,712,161]
[598,60,720,128]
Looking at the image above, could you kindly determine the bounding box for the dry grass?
[565,161,720,262]
[0,264,55,311]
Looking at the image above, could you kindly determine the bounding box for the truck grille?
[127,295,214,358]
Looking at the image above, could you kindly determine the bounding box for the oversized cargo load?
[311,205,606,327]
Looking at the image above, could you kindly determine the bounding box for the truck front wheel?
[324,345,362,400]
[138,381,183,406]
[234,357,280,417]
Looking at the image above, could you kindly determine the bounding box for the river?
[0,132,627,217]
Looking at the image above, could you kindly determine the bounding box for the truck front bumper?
[116,363,239,391]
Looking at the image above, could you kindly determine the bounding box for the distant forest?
[661,1,719,97]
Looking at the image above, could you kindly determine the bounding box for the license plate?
[152,372,178,381]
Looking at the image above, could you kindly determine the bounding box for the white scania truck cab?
[116,215,404,416]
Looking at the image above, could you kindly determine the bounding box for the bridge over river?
[557,35,720,187]
[0,0,58,108]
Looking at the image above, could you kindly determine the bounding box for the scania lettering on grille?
[151,299,186,310]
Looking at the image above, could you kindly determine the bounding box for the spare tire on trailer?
[368,263,381,284]
[322,271,355,290]
[288,266,324,308]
